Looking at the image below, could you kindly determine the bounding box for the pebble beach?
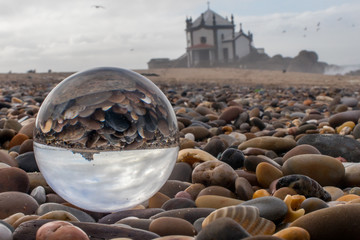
[2,68,360,240]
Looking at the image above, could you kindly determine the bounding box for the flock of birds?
[282,16,356,38]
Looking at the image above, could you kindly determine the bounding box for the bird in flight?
[92,5,105,9]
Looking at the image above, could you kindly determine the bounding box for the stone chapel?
[185,7,255,67]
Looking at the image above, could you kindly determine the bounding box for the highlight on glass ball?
[33,67,179,212]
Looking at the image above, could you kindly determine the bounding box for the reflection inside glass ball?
[33,67,179,212]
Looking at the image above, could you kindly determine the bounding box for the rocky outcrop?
[287,50,327,74]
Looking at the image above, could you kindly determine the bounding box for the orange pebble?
[253,189,271,199]
[273,226,310,240]
[9,133,29,149]
[222,125,233,134]
[336,194,360,202]
[303,99,313,106]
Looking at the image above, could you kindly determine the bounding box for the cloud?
[239,3,360,65]
[0,0,359,72]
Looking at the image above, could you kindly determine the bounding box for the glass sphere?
[33,67,179,212]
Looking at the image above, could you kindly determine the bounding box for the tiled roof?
[191,9,233,27]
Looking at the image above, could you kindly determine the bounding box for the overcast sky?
[1,0,359,73]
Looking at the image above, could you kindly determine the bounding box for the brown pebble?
[36,220,90,240]
[19,139,33,154]
[197,186,236,198]
[256,162,283,188]
[192,160,238,190]
[149,192,171,208]
[0,167,29,193]
[9,133,29,149]
[149,217,196,236]
[195,195,243,208]
[0,191,39,219]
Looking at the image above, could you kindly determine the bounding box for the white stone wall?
[192,29,214,45]
[216,29,233,61]
[235,36,251,58]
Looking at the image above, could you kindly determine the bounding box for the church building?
[185,7,254,67]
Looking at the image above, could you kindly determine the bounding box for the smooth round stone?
[282,154,345,186]
[36,203,95,222]
[334,104,348,113]
[282,144,321,163]
[256,162,283,188]
[0,150,18,167]
[4,119,22,132]
[300,197,329,214]
[290,204,360,240]
[238,136,296,153]
[244,155,281,172]
[195,195,243,208]
[219,106,243,123]
[240,196,288,224]
[149,217,196,236]
[235,169,259,186]
[168,162,192,182]
[235,177,254,201]
[343,163,360,186]
[184,183,205,200]
[228,132,247,144]
[323,186,344,201]
[0,191,39,219]
[159,180,191,198]
[219,148,245,169]
[152,236,194,240]
[276,174,331,201]
[349,187,360,195]
[195,106,217,116]
[149,192,171,208]
[30,186,46,204]
[273,187,297,200]
[329,110,360,128]
[150,208,214,224]
[197,186,236,198]
[203,137,228,157]
[18,118,36,138]
[341,97,358,107]
[31,221,82,240]
[19,139,33,154]
[0,223,12,240]
[180,138,197,149]
[297,134,360,162]
[0,129,16,145]
[15,152,39,172]
[99,208,164,224]
[273,226,310,240]
[161,198,196,210]
[192,160,238,190]
[175,191,192,199]
[9,133,29,149]
[180,126,210,140]
[352,123,360,139]
[177,148,218,165]
[242,237,282,240]
[196,217,250,240]
[13,219,160,240]
[0,167,29,193]
[38,210,80,222]
[117,217,152,231]
[46,193,66,204]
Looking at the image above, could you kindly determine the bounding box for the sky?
[0,0,359,73]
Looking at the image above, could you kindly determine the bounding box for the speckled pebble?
[192,160,238,190]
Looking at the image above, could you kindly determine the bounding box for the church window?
[200,36,207,43]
